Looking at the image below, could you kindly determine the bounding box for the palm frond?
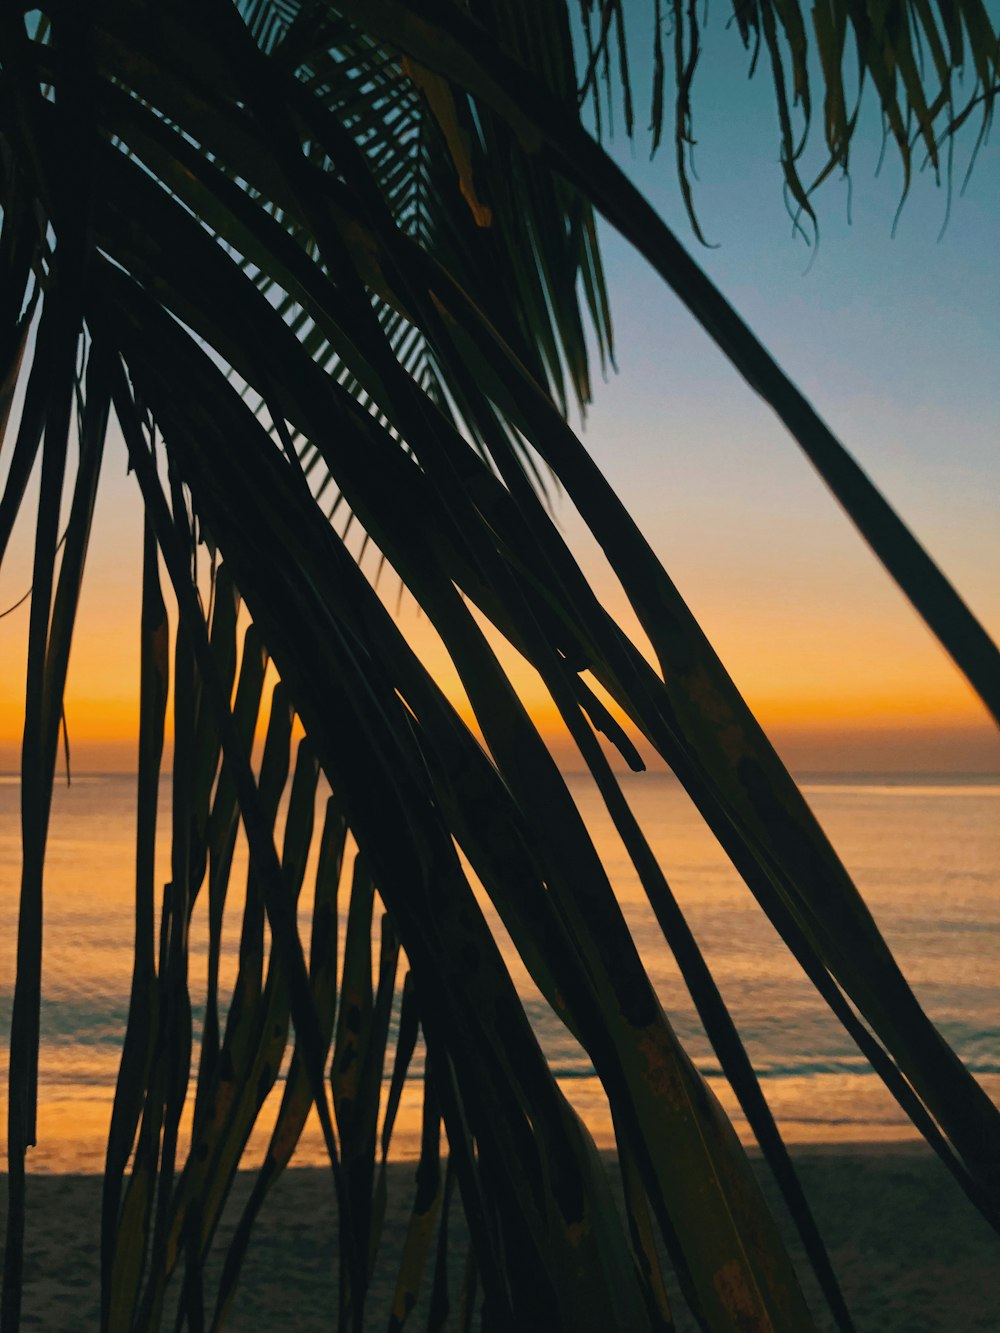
[578,0,1000,232]
[2,4,998,1330]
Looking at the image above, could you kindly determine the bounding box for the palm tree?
[2,1,998,1328]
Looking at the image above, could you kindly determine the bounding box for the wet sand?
[2,1142,998,1330]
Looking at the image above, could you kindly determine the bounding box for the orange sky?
[4,619,997,775]
[1,432,996,776]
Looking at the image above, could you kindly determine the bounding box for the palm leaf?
[3,4,998,1330]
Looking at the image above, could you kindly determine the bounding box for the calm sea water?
[1,771,997,1172]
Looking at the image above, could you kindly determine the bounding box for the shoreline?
[3,1142,997,1330]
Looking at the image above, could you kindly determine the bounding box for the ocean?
[1,770,997,1172]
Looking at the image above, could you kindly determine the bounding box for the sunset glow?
[2,533,997,774]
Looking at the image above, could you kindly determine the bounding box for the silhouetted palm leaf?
[2,3,998,1331]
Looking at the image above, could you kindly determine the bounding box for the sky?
[1,15,998,774]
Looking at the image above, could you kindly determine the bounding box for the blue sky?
[546,10,1000,768]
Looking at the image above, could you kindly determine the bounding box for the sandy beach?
[3,1142,997,1330]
